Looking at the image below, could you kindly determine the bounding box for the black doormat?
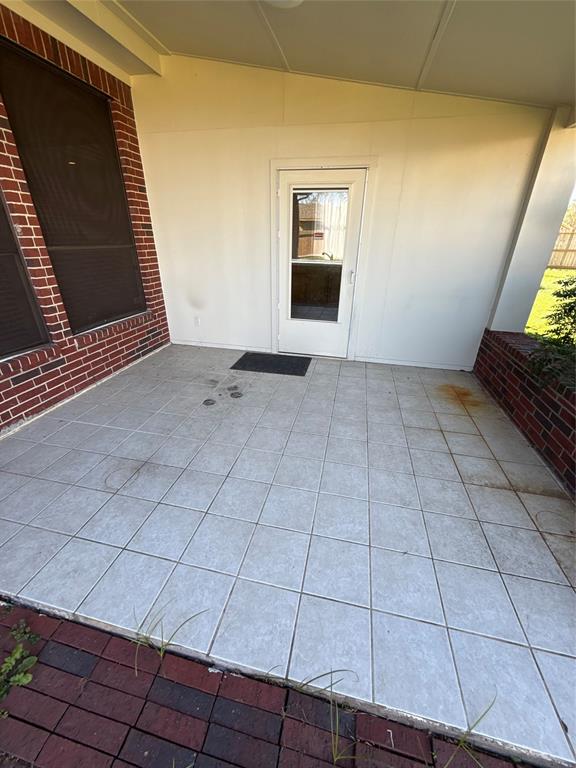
[231,352,311,376]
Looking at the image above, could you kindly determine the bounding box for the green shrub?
[528,276,576,390]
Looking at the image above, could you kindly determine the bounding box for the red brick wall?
[0,5,169,431]
[474,330,575,494]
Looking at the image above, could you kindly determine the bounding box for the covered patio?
[0,1,575,766]
[0,343,574,765]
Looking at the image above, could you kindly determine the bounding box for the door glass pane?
[290,189,348,322]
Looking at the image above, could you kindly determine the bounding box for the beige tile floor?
[0,344,574,765]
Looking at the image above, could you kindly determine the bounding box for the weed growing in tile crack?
[295,668,357,693]
[293,669,360,765]
[131,605,208,676]
[439,696,496,768]
[9,619,39,645]
[0,621,39,718]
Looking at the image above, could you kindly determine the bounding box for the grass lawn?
[525,267,575,336]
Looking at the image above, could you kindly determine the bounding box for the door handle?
[348,270,356,285]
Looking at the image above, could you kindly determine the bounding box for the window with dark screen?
[0,193,48,358]
[0,41,146,333]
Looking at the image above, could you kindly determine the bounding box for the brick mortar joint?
[478,330,573,406]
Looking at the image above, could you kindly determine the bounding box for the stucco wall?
[132,56,550,369]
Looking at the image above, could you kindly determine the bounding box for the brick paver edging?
[0,603,537,768]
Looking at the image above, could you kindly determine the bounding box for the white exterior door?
[277,168,366,358]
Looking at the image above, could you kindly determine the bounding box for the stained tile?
[77,456,143,492]
[466,485,535,528]
[112,432,167,461]
[372,548,443,623]
[372,612,466,728]
[211,580,299,675]
[118,463,182,502]
[518,493,575,536]
[500,462,566,497]
[289,595,371,699]
[453,455,510,489]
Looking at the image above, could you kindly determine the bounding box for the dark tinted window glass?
[0,196,48,358]
[0,41,146,333]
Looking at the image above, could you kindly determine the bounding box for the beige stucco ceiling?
[111,0,575,107]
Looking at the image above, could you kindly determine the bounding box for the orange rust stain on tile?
[436,384,482,409]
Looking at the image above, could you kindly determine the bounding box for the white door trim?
[270,156,378,359]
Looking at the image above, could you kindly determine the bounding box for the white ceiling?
[25,0,575,106]
[111,0,575,106]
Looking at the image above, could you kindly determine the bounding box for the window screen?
[0,195,48,358]
[0,41,146,333]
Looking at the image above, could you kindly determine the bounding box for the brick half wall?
[474,329,575,494]
[0,5,170,431]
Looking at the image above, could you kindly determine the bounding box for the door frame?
[270,157,378,360]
